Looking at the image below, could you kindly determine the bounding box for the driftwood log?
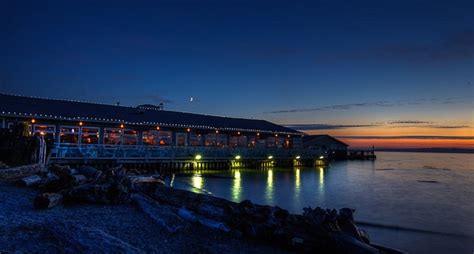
[19,175,42,186]
[142,185,398,253]
[0,164,44,179]
[129,175,165,193]
[45,222,142,253]
[131,193,189,233]
[34,193,63,209]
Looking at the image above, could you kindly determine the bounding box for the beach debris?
[140,185,390,253]
[0,161,8,169]
[129,175,165,193]
[34,193,63,209]
[178,207,230,232]
[7,163,404,253]
[337,208,363,241]
[0,164,44,179]
[20,164,166,207]
[46,222,142,253]
[19,174,43,187]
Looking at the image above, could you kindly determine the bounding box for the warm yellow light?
[79,121,83,126]
[31,119,36,123]
[319,156,324,159]
[268,155,273,160]
[288,135,291,138]
[120,124,124,128]
[235,155,241,160]
[39,131,45,136]
[195,154,202,160]
[257,132,260,136]
[187,128,191,132]
[156,126,160,130]
[237,131,241,135]
[275,134,278,137]
[215,130,219,134]
[296,156,301,159]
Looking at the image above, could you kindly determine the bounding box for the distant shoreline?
[372,148,474,154]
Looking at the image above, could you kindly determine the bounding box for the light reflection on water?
[265,169,273,203]
[174,152,474,253]
[191,174,203,190]
[232,170,241,201]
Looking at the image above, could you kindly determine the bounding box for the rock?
[338,208,362,241]
[177,207,230,232]
[358,228,370,244]
[132,193,189,233]
[129,175,165,193]
[73,174,87,185]
[291,237,304,247]
[34,193,63,209]
[0,164,44,179]
[0,161,8,169]
[46,222,143,253]
[19,175,42,186]
[77,165,98,178]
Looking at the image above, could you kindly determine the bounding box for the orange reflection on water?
[340,138,474,149]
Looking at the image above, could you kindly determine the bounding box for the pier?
[347,149,376,160]
[49,144,328,170]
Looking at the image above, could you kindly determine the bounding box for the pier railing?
[50,144,323,162]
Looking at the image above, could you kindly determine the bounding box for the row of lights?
[4,94,306,136]
[193,155,324,161]
[9,112,299,136]
[31,119,294,138]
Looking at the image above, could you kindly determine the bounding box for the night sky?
[1,0,473,148]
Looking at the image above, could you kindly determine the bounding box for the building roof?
[303,135,349,147]
[0,93,300,135]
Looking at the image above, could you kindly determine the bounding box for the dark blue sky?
[1,0,473,140]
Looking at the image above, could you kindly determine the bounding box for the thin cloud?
[264,96,472,114]
[388,120,432,124]
[140,94,174,104]
[284,124,378,130]
[266,101,393,114]
[284,122,470,131]
[353,30,474,63]
[428,125,470,129]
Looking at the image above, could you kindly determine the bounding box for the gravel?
[0,180,291,253]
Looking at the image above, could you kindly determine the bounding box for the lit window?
[104,128,122,145]
[60,126,80,144]
[189,133,203,146]
[122,129,137,145]
[205,133,228,147]
[143,130,159,145]
[142,130,172,146]
[229,135,247,147]
[81,127,99,144]
[33,125,56,141]
[158,131,172,146]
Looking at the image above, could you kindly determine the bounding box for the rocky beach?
[0,164,403,253]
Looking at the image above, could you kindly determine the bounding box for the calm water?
[172,152,474,253]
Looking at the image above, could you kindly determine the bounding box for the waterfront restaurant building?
[0,94,318,164]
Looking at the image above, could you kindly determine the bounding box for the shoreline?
[0,179,291,254]
[0,163,406,253]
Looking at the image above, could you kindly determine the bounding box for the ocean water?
[173,152,474,253]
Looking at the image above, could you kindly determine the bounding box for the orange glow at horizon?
[339,138,474,149]
[306,126,474,149]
